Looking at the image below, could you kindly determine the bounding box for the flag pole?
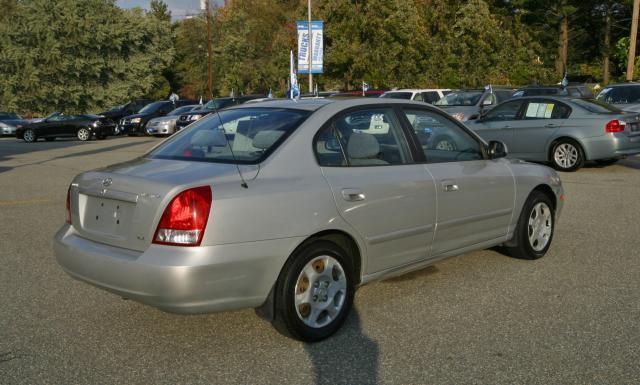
[308,0,313,94]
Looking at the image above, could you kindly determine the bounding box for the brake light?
[605,119,625,133]
[153,186,212,246]
[65,186,72,224]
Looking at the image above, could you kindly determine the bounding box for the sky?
[116,0,224,20]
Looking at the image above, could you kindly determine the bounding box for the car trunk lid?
[70,157,258,251]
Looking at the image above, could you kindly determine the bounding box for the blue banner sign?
[297,21,323,74]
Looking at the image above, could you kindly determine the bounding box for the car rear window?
[148,108,311,164]
[571,99,622,114]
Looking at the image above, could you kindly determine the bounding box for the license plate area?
[80,194,135,237]
[629,122,640,132]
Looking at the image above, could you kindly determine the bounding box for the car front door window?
[403,109,484,163]
[483,100,523,122]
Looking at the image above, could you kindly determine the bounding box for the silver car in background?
[54,98,564,341]
[468,96,640,171]
[146,104,202,136]
[434,87,515,121]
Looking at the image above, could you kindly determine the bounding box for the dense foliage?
[0,0,636,114]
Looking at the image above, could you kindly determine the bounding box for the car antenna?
[209,97,249,189]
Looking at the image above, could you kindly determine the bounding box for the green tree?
[0,0,174,114]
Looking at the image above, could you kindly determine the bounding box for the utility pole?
[627,0,640,81]
[308,0,312,94]
[205,0,214,98]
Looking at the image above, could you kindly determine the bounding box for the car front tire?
[505,190,555,260]
[273,240,355,342]
[77,128,91,141]
[23,129,36,143]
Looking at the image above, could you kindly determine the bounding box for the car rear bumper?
[54,224,301,313]
[583,133,640,160]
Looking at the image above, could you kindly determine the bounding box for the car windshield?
[139,102,168,114]
[168,105,198,116]
[0,112,21,119]
[571,99,622,114]
[148,108,311,164]
[434,91,483,106]
[596,86,640,104]
[380,92,413,100]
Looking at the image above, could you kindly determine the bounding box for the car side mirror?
[487,140,507,159]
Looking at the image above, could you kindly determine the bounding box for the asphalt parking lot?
[1,136,639,384]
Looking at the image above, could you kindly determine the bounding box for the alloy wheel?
[77,128,90,141]
[294,255,347,329]
[554,143,578,169]
[23,129,35,142]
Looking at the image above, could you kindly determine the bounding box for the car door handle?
[545,123,558,128]
[441,180,459,192]
[502,125,511,129]
[341,188,366,202]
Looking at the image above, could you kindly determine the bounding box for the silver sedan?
[146,104,202,136]
[54,98,564,341]
[467,96,640,171]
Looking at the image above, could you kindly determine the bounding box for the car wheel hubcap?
[527,202,552,252]
[294,255,347,329]
[78,129,89,141]
[24,131,34,141]
[554,143,578,168]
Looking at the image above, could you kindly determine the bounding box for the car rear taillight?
[605,119,625,133]
[153,186,212,246]
[65,186,72,224]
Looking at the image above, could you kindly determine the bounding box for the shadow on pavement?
[305,308,379,385]
[0,138,155,174]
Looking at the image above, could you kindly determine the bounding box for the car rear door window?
[524,100,572,119]
[317,108,412,166]
[403,109,484,163]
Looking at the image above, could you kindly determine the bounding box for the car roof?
[229,97,438,112]
[601,82,640,88]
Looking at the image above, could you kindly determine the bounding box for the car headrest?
[347,132,380,159]
[190,130,227,147]
[252,130,284,150]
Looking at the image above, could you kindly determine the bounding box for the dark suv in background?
[119,100,195,135]
[512,85,593,98]
[175,95,263,131]
[99,99,152,126]
[596,83,640,112]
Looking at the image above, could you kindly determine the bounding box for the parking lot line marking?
[0,199,53,206]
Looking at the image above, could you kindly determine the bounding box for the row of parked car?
[2,82,640,171]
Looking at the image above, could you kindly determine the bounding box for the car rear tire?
[273,240,355,342]
[23,129,36,143]
[77,128,91,141]
[505,190,555,260]
[551,139,584,172]
[45,137,55,142]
